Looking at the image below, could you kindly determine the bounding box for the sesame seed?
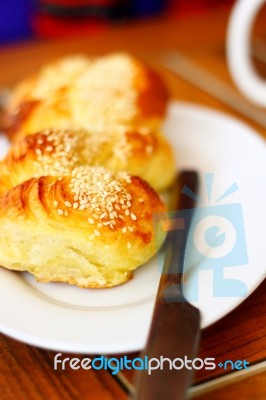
[57,209,64,215]
[122,227,127,233]
[145,145,153,154]
[64,210,69,216]
[125,209,130,216]
[45,146,53,152]
[64,201,72,208]
[54,201,59,208]
[128,226,134,232]
[94,229,100,237]
[73,202,78,209]
[88,218,94,224]
[35,149,42,156]
[131,213,137,220]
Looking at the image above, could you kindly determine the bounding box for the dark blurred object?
[33,0,119,39]
[130,0,166,17]
[35,0,165,19]
[37,0,120,18]
[168,0,234,16]
[33,0,167,38]
[0,0,33,44]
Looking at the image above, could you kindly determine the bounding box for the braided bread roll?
[0,166,165,288]
[2,53,169,140]
[0,128,175,194]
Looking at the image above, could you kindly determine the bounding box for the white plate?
[0,101,265,354]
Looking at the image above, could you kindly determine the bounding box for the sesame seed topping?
[94,229,100,237]
[45,146,53,152]
[131,213,137,220]
[145,145,153,154]
[64,201,72,208]
[122,227,127,233]
[68,166,132,230]
[57,209,64,215]
[54,201,59,208]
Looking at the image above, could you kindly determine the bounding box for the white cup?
[227,0,266,106]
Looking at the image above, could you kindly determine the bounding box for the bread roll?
[2,53,169,140]
[0,127,175,194]
[0,166,166,288]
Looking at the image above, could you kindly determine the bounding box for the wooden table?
[0,4,265,399]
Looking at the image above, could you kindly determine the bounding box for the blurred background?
[0,0,235,44]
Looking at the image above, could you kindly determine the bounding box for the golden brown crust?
[0,53,172,289]
[0,127,175,194]
[2,53,169,140]
[0,167,166,288]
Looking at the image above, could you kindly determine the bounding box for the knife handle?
[133,290,200,400]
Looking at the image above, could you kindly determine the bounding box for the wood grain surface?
[0,4,265,400]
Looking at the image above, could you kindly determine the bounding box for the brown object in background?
[32,0,120,38]
[167,0,235,17]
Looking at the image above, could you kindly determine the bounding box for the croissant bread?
[0,127,175,194]
[1,53,169,140]
[0,166,166,288]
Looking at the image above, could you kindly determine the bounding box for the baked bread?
[0,128,175,194]
[2,53,169,140]
[0,166,166,288]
